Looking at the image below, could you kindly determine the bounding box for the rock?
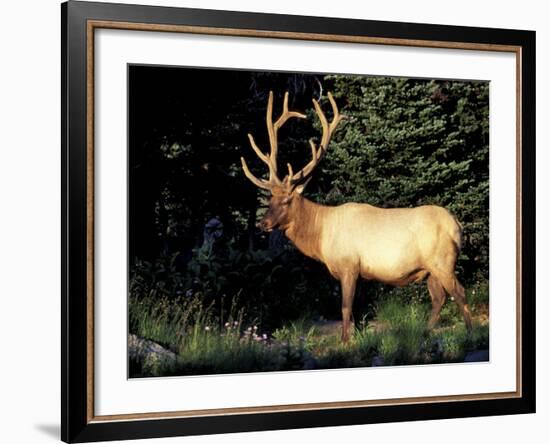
[128,334,178,374]
[303,357,319,370]
[464,349,489,362]
[202,217,223,246]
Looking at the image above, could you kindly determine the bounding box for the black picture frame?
[61,1,536,442]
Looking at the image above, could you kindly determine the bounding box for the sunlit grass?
[129,286,489,377]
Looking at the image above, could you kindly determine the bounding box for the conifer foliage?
[311,76,489,282]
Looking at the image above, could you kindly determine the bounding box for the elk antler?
[286,92,343,186]
[241,91,306,190]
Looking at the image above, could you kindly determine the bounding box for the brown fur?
[261,191,472,342]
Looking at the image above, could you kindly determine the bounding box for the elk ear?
[293,177,312,195]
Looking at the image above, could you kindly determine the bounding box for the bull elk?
[241,91,472,342]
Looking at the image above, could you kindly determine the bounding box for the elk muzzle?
[258,216,275,232]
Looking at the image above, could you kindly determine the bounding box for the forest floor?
[129,288,490,378]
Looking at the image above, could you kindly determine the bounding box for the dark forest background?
[128,65,489,332]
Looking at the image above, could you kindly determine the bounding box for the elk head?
[241,91,343,232]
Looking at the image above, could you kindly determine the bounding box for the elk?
[240,91,473,342]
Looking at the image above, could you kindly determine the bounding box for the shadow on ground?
[34,423,59,440]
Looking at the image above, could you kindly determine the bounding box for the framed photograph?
[61,1,535,442]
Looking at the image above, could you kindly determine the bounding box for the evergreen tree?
[310,76,489,282]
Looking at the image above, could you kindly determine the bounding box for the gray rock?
[464,349,489,362]
[129,334,178,373]
[202,217,223,248]
[303,357,319,370]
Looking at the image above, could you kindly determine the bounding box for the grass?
[129,283,489,377]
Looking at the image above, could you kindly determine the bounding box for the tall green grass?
[130,293,282,376]
[129,286,489,377]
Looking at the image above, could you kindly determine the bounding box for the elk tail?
[451,215,464,255]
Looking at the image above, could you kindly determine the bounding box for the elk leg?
[340,273,357,343]
[426,275,446,329]
[438,273,473,333]
[452,278,473,333]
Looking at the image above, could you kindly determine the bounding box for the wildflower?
[253,325,258,331]
[185,289,193,297]
[204,326,211,332]
[224,322,230,328]
[262,334,268,340]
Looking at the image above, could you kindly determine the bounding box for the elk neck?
[283,195,325,261]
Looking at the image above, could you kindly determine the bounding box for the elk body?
[241,92,473,342]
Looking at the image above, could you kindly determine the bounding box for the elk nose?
[258,219,271,232]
